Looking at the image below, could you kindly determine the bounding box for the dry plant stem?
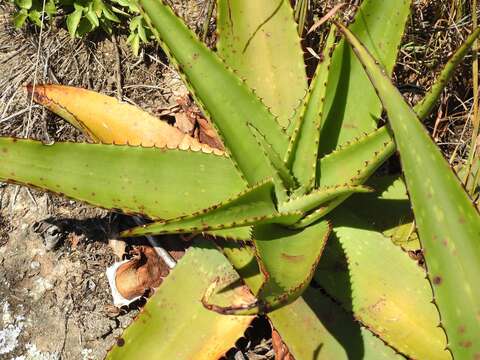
[24,0,46,138]
[112,33,123,100]
[466,0,480,193]
[307,3,345,34]
[0,106,40,123]
[294,0,309,36]
[133,216,176,269]
[201,0,215,42]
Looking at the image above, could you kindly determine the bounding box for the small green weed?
[11,0,152,55]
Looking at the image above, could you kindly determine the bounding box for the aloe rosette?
[1,0,479,358]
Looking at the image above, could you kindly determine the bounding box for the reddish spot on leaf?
[281,253,305,263]
[460,340,472,348]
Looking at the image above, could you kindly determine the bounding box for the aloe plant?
[1,0,479,358]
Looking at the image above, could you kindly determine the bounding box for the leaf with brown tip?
[27,84,221,153]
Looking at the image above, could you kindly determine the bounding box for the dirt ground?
[0,0,478,359]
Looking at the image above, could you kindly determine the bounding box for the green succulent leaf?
[216,0,308,128]
[248,124,297,190]
[338,21,480,357]
[287,27,336,193]
[140,0,289,186]
[253,220,331,313]
[0,138,246,220]
[269,287,404,360]
[107,240,253,360]
[279,184,372,214]
[319,0,411,155]
[121,180,302,238]
[345,175,421,250]
[315,210,450,359]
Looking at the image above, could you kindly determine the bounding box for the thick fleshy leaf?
[315,210,450,359]
[319,0,411,155]
[269,287,404,360]
[253,220,331,312]
[201,220,331,316]
[216,0,307,128]
[0,138,246,219]
[279,184,372,214]
[339,22,480,357]
[122,180,302,238]
[345,175,421,250]
[107,240,253,359]
[27,84,220,152]
[305,126,395,222]
[287,27,336,193]
[140,0,288,186]
[318,126,395,188]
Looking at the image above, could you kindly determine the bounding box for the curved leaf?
[269,287,404,360]
[216,0,307,128]
[339,22,480,357]
[253,220,330,312]
[0,138,246,219]
[27,84,220,152]
[315,210,450,359]
[319,0,411,155]
[140,0,289,185]
[107,240,253,360]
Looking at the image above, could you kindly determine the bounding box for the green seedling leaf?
[85,8,100,27]
[27,9,42,27]
[45,0,56,16]
[319,0,411,155]
[127,32,140,57]
[0,138,247,220]
[13,9,28,28]
[216,0,307,128]
[15,0,32,10]
[121,180,302,238]
[140,0,289,186]
[102,7,120,22]
[338,21,480,357]
[107,240,253,360]
[269,287,404,360]
[287,27,336,193]
[66,8,83,37]
[315,210,450,359]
